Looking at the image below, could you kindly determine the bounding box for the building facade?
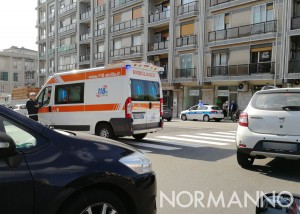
[0,46,38,95]
[36,0,300,117]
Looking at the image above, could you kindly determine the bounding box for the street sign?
[189,90,200,96]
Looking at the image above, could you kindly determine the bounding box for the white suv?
[236,88,300,168]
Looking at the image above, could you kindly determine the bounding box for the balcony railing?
[148,41,169,51]
[58,64,77,72]
[40,34,46,40]
[209,0,233,7]
[207,62,275,77]
[58,23,76,34]
[39,68,46,74]
[39,17,46,24]
[111,0,135,8]
[39,0,46,4]
[149,10,170,23]
[95,28,105,37]
[176,35,197,47]
[49,31,55,37]
[80,32,91,41]
[110,45,143,57]
[95,52,105,60]
[291,17,300,30]
[95,4,105,15]
[111,17,143,33]
[80,55,90,62]
[39,52,46,58]
[177,1,198,16]
[80,10,91,20]
[49,67,55,74]
[48,49,55,56]
[209,20,277,42]
[289,60,300,73]
[48,13,55,20]
[58,3,77,15]
[175,68,196,78]
[57,44,77,53]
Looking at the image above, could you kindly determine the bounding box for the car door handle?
[149,102,152,109]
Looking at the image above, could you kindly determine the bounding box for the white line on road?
[139,149,152,153]
[144,138,203,148]
[214,132,236,136]
[178,135,235,143]
[157,136,230,146]
[195,133,235,139]
[228,131,237,133]
[127,142,181,150]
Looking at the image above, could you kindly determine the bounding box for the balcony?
[39,17,46,24]
[58,64,77,72]
[47,49,55,57]
[48,13,55,20]
[39,68,46,76]
[209,0,234,7]
[111,45,143,57]
[177,1,198,17]
[39,0,46,4]
[149,10,170,23]
[148,41,169,51]
[80,10,91,21]
[111,0,142,9]
[57,44,77,53]
[80,32,91,42]
[49,31,55,38]
[80,55,90,62]
[176,35,197,47]
[58,23,76,34]
[95,28,105,38]
[289,60,300,73]
[95,4,105,16]
[208,20,277,42]
[49,67,55,75]
[291,17,300,30]
[39,52,46,58]
[95,52,105,61]
[58,3,77,16]
[175,68,196,79]
[111,17,143,34]
[207,62,275,77]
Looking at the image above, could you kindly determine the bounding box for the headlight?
[119,152,152,174]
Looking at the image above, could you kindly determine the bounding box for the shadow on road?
[249,158,300,182]
[123,139,236,162]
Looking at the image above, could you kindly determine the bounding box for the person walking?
[26,92,39,121]
[222,101,228,117]
[229,100,237,119]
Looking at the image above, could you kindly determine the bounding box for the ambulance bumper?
[133,128,163,134]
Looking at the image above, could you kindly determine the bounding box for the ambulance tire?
[132,133,147,140]
[96,124,115,139]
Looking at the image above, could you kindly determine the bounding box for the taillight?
[125,97,132,119]
[239,112,248,127]
[160,98,163,117]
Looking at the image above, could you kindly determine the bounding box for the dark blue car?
[0,106,156,214]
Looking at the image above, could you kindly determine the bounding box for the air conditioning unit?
[238,82,249,92]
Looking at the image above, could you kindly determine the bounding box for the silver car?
[236,88,300,168]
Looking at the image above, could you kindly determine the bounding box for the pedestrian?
[222,101,228,117]
[26,92,39,121]
[229,100,237,119]
[198,99,204,108]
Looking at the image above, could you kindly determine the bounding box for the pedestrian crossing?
[122,131,237,153]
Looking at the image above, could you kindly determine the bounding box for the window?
[253,2,273,23]
[114,39,122,49]
[132,35,141,46]
[131,79,160,101]
[0,85,4,93]
[13,73,18,82]
[55,83,84,104]
[133,6,142,19]
[214,13,230,31]
[97,43,104,52]
[113,13,121,24]
[179,54,193,69]
[213,51,228,66]
[97,0,104,6]
[180,22,194,36]
[0,72,8,81]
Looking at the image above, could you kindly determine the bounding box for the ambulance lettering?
[96,85,108,97]
[133,70,155,77]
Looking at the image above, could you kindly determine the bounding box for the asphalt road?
[118,119,300,214]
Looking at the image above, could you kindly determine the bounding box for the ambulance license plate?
[133,113,144,119]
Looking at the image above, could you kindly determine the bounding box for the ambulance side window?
[37,87,52,107]
[55,83,84,105]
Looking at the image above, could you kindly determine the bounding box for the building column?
[104,2,110,65]
[143,0,149,62]
[168,0,175,85]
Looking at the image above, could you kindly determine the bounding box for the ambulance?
[36,61,164,139]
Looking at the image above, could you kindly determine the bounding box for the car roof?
[256,88,300,94]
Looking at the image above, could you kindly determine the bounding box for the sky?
[0,0,37,51]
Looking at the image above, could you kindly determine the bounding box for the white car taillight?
[239,112,248,127]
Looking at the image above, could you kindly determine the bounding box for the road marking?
[196,133,235,139]
[139,149,152,153]
[157,136,230,146]
[127,142,181,150]
[178,135,235,143]
[228,131,237,133]
[144,138,203,148]
[214,132,236,136]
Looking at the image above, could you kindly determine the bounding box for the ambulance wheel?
[96,124,115,139]
[132,133,147,140]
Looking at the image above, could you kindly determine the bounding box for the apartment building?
[37,0,300,117]
[0,46,38,95]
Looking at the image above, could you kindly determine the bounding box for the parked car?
[163,106,173,121]
[12,104,27,116]
[180,105,224,122]
[0,106,156,214]
[236,88,300,168]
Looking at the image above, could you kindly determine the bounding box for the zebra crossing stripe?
[214,132,236,136]
[228,131,237,133]
[127,142,181,150]
[178,135,235,142]
[157,136,230,146]
[144,138,202,148]
[196,133,235,139]
[139,149,152,153]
